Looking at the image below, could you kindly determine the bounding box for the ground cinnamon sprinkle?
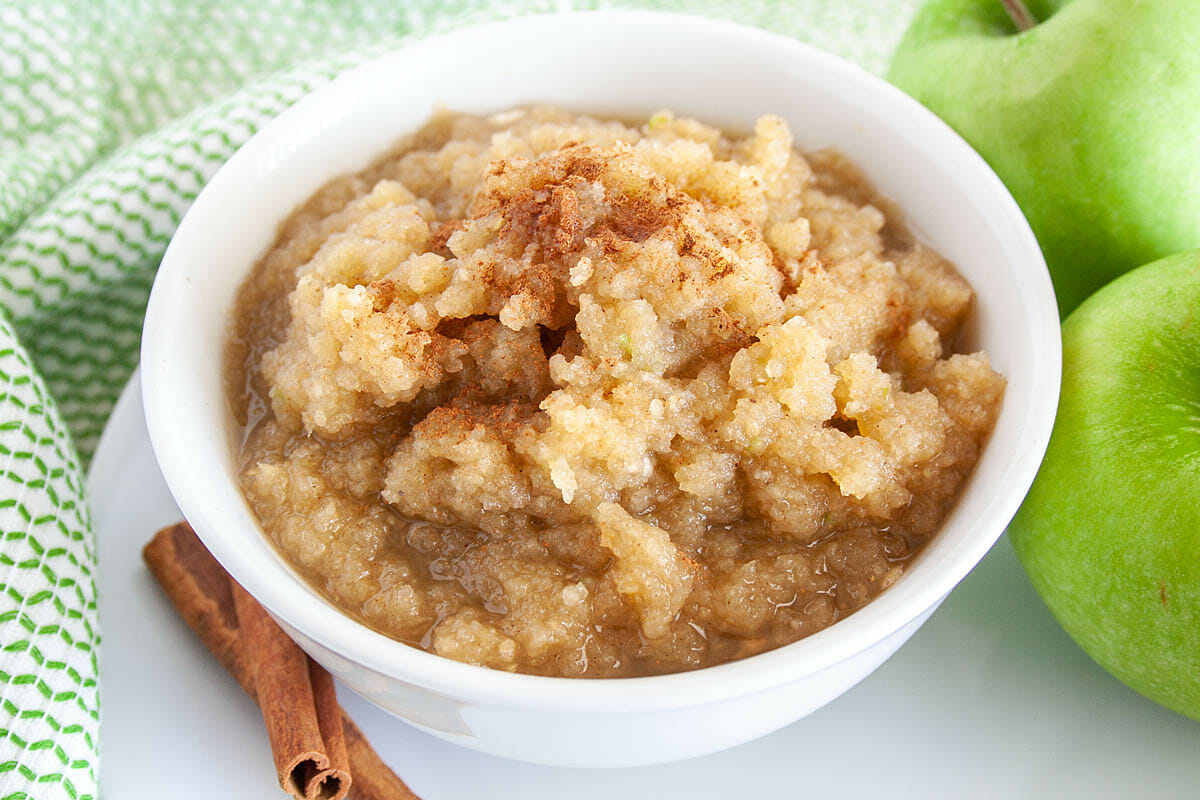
[226,107,1005,678]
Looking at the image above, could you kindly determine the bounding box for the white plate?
[90,372,1200,798]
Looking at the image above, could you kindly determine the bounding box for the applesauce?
[226,107,1004,677]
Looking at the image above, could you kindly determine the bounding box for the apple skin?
[1009,250,1200,721]
[889,0,1200,316]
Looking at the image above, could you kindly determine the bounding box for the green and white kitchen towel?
[0,1,919,797]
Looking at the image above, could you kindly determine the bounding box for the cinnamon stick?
[144,522,420,800]
[233,581,351,800]
[308,660,352,799]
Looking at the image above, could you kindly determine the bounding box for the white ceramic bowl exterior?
[141,12,1060,767]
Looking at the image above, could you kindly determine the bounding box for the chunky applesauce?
[227,108,1004,677]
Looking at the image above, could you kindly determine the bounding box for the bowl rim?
[141,9,1061,713]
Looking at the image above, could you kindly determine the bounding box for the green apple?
[1010,249,1200,721]
[889,0,1200,316]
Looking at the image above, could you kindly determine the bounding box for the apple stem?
[999,0,1037,31]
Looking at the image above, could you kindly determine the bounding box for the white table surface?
[89,374,1200,798]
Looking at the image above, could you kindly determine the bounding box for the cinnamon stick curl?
[144,522,420,800]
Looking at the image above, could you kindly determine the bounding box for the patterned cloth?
[0,1,920,797]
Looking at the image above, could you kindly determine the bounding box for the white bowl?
[141,11,1060,768]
